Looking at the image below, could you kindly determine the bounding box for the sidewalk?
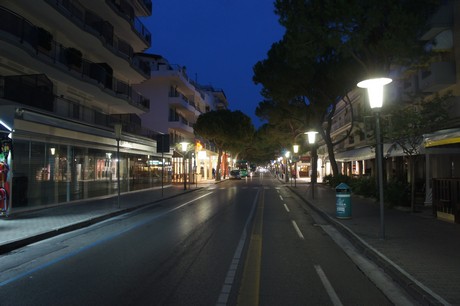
[0,180,217,254]
[288,180,460,306]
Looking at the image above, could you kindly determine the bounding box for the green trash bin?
[336,183,351,219]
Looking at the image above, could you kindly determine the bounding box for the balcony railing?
[0,74,54,112]
[42,0,150,75]
[0,6,149,111]
[432,178,460,223]
[105,0,151,45]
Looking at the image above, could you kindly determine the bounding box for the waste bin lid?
[336,182,351,192]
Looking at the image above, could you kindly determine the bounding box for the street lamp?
[293,144,299,187]
[305,131,318,199]
[180,141,189,190]
[358,77,392,240]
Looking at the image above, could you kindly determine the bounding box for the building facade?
[0,0,170,214]
[134,54,230,184]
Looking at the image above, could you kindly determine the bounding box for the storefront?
[1,106,171,214]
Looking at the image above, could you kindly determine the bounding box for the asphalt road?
[0,174,406,305]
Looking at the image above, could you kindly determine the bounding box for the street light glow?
[180,142,189,152]
[357,78,392,109]
[305,131,318,144]
[293,144,299,154]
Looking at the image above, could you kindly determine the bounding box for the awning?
[424,128,460,148]
[335,144,399,162]
[335,146,376,162]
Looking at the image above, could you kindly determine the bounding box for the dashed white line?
[283,204,290,212]
[314,265,343,306]
[291,220,304,239]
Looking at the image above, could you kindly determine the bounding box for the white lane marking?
[216,190,260,306]
[314,265,344,306]
[291,220,304,240]
[283,204,290,212]
[279,195,284,201]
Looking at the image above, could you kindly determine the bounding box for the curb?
[0,187,201,255]
[287,185,447,306]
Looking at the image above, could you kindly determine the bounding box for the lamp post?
[305,131,318,199]
[114,124,122,208]
[180,142,189,190]
[358,77,392,240]
[293,144,299,187]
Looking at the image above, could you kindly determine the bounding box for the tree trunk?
[215,148,223,181]
[325,138,339,176]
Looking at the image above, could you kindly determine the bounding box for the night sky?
[144,0,285,128]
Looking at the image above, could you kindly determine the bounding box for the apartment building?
[320,0,460,211]
[0,0,167,214]
[134,54,230,183]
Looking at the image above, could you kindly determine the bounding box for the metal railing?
[432,178,460,223]
[0,6,150,111]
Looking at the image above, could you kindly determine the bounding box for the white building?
[134,54,229,182]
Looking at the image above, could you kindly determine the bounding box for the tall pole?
[183,154,187,190]
[117,138,120,208]
[375,111,385,239]
[161,151,164,197]
[311,147,315,200]
[114,124,122,209]
[358,77,391,240]
[294,161,297,187]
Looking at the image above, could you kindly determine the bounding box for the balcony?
[419,1,453,41]
[168,92,201,117]
[0,7,149,112]
[168,118,194,135]
[105,0,151,45]
[419,61,456,93]
[41,1,150,77]
[0,74,54,112]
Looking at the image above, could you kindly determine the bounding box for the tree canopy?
[194,109,254,180]
[253,0,442,175]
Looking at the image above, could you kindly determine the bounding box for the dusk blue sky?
[144,1,285,128]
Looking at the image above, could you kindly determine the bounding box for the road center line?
[216,189,260,306]
[234,189,265,306]
[314,265,343,306]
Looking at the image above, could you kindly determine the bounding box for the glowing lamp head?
[305,131,318,144]
[180,142,189,152]
[293,144,299,154]
[357,78,392,109]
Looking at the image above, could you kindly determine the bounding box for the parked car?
[230,169,241,179]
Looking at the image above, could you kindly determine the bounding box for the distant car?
[230,170,241,179]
